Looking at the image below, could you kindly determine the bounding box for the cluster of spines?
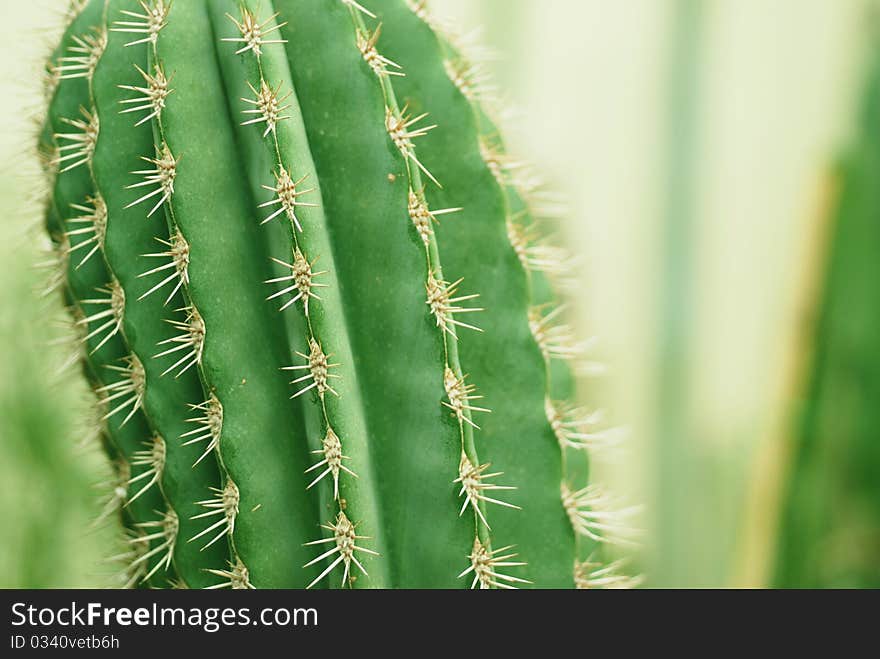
[407,1,640,587]
[44,0,179,587]
[191,479,239,550]
[220,3,369,589]
[65,194,107,268]
[57,27,107,81]
[573,557,643,590]
[88,429,126,527]
[344,0,526,589]
[102,0,196,586]
[112,0,247,589]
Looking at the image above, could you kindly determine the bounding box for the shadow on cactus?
[39,0,638,588]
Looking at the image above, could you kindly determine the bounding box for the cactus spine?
[39,0,636,588]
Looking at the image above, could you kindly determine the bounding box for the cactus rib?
[433,18,642,584]
[208,0,390,589]
[45,0,175,587]
[91,0,230,588]
[340,0,512,584]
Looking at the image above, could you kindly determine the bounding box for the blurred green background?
[1,0,878,587]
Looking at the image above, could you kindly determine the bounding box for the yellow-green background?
[0,0,875,587]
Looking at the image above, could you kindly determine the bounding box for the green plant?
[774,38,880,588]
[39,0,636,588]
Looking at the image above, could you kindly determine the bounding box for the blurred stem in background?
[732,174,837,588]
[773,32,880,587]
[651,0,705,587]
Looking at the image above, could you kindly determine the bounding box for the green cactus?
[39,0,636,589]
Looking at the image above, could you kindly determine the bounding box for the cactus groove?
[38,0,637,588]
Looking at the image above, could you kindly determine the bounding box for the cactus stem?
[124,143,178,216]
[137,230,190,304]
[426,271,483,338]
[180,394,223,468]
[304,512,379,589]
[118,63,172,127]
[66,195,108,268]
[206,558,255,589]
[458,538,530,590]
[127,434,166,504]
[241,79,292,137]
[154,306,205,378]
[190,479,239,551]
[455,454,520,530]
[112,0,170,48]
[266,249,327,315]
[36,0,622,589]
[306,427,357,500]
[221,8,287,57]
[96,354,146,426]
[53,106,99,173]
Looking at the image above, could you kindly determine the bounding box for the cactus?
[39,0,636,588]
